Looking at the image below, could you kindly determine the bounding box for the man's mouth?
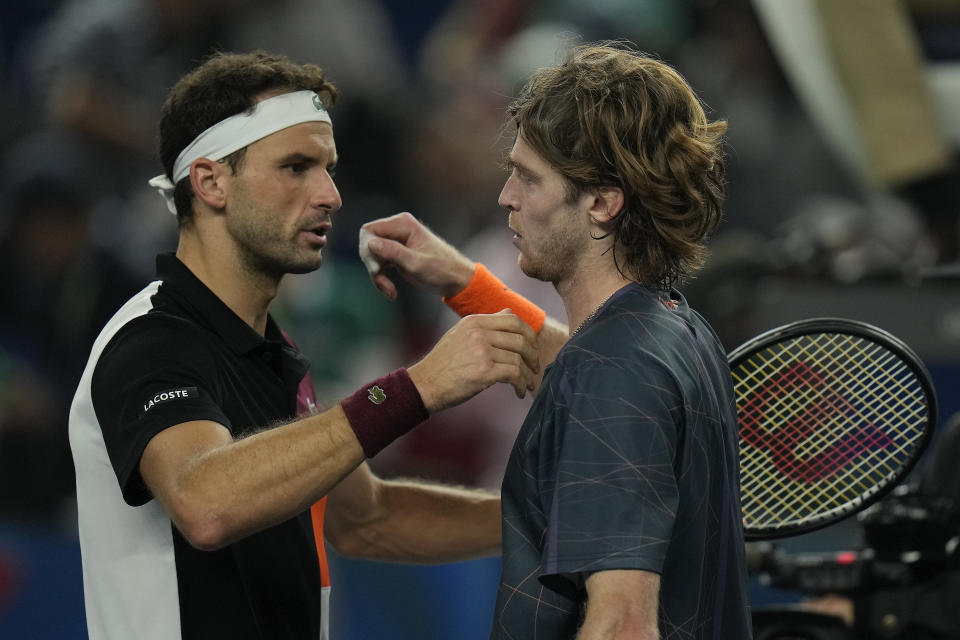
[304,223,331,245]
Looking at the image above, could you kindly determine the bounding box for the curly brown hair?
[158,50,338,226]
[508,44,727,289]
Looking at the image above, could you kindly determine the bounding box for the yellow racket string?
[734,332,929,533]
[738,351,916,524]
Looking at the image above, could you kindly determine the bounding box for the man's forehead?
[509,134,548,170]
[252,121,336,153]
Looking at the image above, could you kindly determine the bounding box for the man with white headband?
[147,89,335,216]
[68,50,539,640]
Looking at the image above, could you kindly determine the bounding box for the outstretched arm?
[361,212,570,374]
[324,462,500,563]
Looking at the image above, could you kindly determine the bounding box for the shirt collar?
[155,252,283,355]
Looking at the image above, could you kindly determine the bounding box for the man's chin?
[287,256,323,275]
[271,251,324,276]
[518,256,551,283]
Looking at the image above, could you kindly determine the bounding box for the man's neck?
[175,239,277,336]
[556,264,631,337]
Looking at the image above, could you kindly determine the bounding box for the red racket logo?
[739,362,895,483]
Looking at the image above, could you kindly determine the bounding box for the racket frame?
[729,317,938,540]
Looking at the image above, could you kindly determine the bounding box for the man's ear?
[190,158,228,211]
[587,186,625,224]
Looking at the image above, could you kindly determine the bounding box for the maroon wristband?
[340,368,429,458]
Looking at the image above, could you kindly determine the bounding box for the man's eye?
[285,163,307,174]
[327,167,337,179]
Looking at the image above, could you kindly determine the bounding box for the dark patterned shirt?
[491,283,752,639]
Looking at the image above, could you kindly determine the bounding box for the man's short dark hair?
[508,43,727,289]
[158,50,337,226]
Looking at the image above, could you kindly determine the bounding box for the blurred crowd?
[0,0,957,535]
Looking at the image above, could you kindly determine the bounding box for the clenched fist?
[408,310,540,412]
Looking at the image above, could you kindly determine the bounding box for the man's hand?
[360,212,476,300]
[408,310,539,411]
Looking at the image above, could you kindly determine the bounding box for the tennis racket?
[729,318,937,540]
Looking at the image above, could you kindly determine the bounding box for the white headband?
[147,90,333,214]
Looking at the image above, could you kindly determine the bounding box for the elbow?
[325,523,368,559]
[166,493,235,551]
[325,513,392,560]
[179,517,231,551]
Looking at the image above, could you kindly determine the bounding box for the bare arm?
[576,570,660,640]
[536,316,571,374]
[362,212,570,377]
[140,407,364,551]
[139,312,537,551]
[324,462,500,563]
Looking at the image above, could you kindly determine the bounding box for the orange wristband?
[442,263,546,332]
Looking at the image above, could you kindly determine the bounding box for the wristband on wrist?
[340,368,428,458]
[442,263,546,332]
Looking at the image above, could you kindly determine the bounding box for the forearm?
[576,570,660,640]
[537,316,569,369]
[329,478,501,563]
[444,264,569,389]
[361,216,569,376]
[448,265,568,364]
[577,612,657,640]
[143,405,365,550]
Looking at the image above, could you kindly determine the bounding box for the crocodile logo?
[367,385,387,405]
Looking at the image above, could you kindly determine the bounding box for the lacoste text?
[143,388,196,413]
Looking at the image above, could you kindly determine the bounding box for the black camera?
[750,486,960,594]
[750,486,960,639]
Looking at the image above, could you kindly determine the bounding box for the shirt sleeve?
[91,313,231,507]
[537,357,683,600]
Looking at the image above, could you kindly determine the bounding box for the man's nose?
[313,170,342,212]
[498,175,518,212]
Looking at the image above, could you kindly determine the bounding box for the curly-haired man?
[363,44,752,639]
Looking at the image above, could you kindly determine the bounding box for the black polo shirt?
[69,253,331,639]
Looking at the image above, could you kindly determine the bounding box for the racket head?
[730,318,937,540]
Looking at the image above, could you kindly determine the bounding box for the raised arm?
[361,212,569,374]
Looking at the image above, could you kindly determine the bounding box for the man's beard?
[518,229,581,285]
[234,230,324,281]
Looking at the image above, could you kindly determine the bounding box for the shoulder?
[558,289,679,376]
[94,310,218,388]
[554,287,727,395]
[546,343,681,414]
[106,310,212,354]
